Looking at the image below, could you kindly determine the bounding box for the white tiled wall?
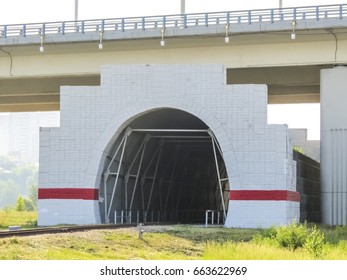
[38,64,299,227]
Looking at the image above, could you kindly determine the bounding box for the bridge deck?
[1,4,347,46]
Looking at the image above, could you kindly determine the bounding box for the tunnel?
[99,108,230,225]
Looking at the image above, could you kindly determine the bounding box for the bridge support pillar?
[321,66,347,225]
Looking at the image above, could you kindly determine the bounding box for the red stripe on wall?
[38,188,99,200]
[230,190,300,202]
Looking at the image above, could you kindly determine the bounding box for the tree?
[0,180,20,209]
[15,196,25,212]
[28,185,38,208]
[23,197,35,211]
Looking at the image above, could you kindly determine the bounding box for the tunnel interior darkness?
[100,109,229,224]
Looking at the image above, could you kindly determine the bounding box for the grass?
[1,212,347,260]
[164,225,256,243]
[0,210,37,230]
[0,225,346,260]
[0,228,203,260]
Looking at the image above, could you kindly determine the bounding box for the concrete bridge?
[2,4,347,226]
[1,4,347,112]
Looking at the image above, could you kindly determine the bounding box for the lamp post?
[74,0,78,21]
[181,0,185,14]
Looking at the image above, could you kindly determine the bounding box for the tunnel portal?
[38,64,299,228]
[100,109,229,224]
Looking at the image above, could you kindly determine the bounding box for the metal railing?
[0,4,346,39]
[114,209,225,224]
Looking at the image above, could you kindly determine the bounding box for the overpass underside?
[2,5,347,111]
[0,65,327,112]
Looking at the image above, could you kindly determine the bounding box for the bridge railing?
[1,4,346,39]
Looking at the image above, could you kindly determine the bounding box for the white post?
[181,0,185,14]
[74,0,78,21]
[107,135,128,219]
[180,0,186,28]
[211,136,227,221]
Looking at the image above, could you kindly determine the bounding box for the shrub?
[304,225,325,259]
[276,222,309,251]
[258,226,278,239]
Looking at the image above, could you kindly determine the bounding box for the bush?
[254,222,327,258]
[258,226,278,239]
[275,222,309,251]
[304,225,325,259]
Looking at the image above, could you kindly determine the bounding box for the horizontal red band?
[230,190,300,202]
[38,188,99,200]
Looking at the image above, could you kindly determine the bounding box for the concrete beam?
[268,94,319,104]
[0,75,99,112]
[0,103,59,112]
[227,65,327,104]
[0,75,100,96]
[227,66,323,85]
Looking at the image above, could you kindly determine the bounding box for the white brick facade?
[38,64,299,227]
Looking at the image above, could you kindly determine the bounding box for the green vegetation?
[275,222,310,250]
[0,229,203,260]
[15,195,35,212]
[253,222,327,259]
[0,223,347,260]
[0,156,38,210]
[164,225,255,243]
[0,210,37,230]
[293,146,305,154]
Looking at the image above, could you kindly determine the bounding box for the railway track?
[0,223,151,238]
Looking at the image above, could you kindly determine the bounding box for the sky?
[0,0,342,140]
[0,0,344,24]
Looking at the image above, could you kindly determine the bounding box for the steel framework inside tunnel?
[101,127,229,224]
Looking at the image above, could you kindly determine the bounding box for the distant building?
[0,114,10,156]
[0,112,60,163]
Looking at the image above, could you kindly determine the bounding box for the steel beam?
[107,134,128,219]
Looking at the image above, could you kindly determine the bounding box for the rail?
[0,223,160,238]
[0,4,346,39]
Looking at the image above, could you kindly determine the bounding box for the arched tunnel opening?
[100,109,229,224]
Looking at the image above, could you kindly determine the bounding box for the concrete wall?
[38,64,299,228]
[289,129,320,162]
[294,150,321,223]
[321,66,347,225]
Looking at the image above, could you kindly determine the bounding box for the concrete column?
[321,66,347,225]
